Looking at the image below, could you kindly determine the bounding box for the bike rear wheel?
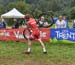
[23,28,31,40]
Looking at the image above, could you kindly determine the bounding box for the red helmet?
[24,14,31,19]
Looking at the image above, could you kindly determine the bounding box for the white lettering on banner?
[14,31,24,38]
[0,30,10,36]
[4,32,10,36]
[40,31,47,37]
[70,32,75,40]
[55,30,75,40]
[14,31,47,39]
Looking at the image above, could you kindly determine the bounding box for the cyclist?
[24,14,47,54]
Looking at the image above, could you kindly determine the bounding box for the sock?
[27,48,31,52]
[43,48,46,52]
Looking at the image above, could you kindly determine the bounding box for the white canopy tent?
[1,8,25,18]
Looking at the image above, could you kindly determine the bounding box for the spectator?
[72,19,75,28]
[55,16,67,28]
[63,16,69,28]
[12,19,20,29]
[0,18,7,29]
[50,17,58,24]
[38,16,48,27]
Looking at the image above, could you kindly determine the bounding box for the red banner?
[0,28,50,42]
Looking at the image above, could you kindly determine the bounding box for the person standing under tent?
[0,18,7,29]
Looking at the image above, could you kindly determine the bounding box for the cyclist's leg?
[24,38,31,54]
[38,38,47,53]
[25,33,34,53]
[35,32,47,53]
[27,38,32,52]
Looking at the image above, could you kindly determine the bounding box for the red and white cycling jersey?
[27,18,40,39]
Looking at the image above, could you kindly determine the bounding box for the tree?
[7,1,30,14]
[69,7,75,19]
[0,6,5,15]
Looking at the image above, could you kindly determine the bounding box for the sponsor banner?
[50,28,75,41]
[40,28,50,41]
[0,28,50,42]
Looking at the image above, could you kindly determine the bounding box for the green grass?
[0,41,75,65]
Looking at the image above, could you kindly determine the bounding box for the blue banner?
[50,28,75,41]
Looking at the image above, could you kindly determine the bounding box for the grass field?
[0,41,75,65]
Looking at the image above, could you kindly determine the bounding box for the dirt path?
[0,57,75,65]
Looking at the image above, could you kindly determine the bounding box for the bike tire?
[23,28,31,40]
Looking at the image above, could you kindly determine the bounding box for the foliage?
[69,7,75,19]
[0,0,75,16]
[7,1,30,14]
[0,6,5,15]
[0,0,75,25]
